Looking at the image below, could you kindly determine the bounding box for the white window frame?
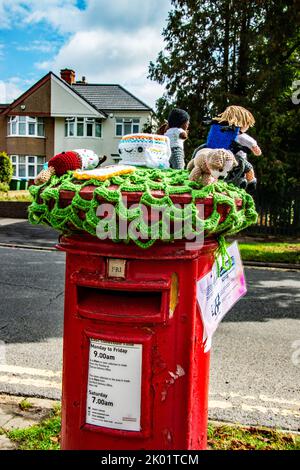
[10,155,46,179]
[115,117,140,137]
[64,117,102,138]
[8,116,45,137]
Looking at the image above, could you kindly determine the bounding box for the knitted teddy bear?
[187,148,237,186]
[34,149,107,185]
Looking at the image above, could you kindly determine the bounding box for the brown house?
[0,73,56,179]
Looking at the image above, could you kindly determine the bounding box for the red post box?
[58,234,218,450]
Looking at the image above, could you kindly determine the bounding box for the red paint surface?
[58,235,216,450]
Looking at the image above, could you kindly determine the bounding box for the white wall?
[54,111,151,165]
[51,76,101,118]
[54,117,104,156]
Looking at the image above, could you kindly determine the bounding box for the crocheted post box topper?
[118,133,171,169]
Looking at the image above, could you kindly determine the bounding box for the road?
[0,246,299,431]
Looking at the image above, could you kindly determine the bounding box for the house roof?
[0,72,153,117]
[0,104,9,113]
[72,84,152,113]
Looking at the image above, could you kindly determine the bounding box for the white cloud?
[17,40,59,54]
[81,0,171,32]
[1,0,171,107]
[0,0,170,34]
[0,0,81,31]
[36,26,167,107]
[23,0,83,33]
[0,79,24,103]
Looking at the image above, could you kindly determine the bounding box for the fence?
[246,188,300,237]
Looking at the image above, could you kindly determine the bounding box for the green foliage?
[6,412,300,450]
[8,409,61,450]
[142,117,155,133]
[0,190,32,201]
[0,182,9,192]
[0,152,13,185]
[149,0,300,192]
[19,399,33,411]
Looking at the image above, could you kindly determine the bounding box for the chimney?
[76,76,87,85]
[60,69,76,85]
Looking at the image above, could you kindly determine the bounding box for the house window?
[8,116,45,137]
[115,118,140,136]
[10,155,46,179]
[65,117,102,138]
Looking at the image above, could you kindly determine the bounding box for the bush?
[0,182,9,192]
[0,152,13,185]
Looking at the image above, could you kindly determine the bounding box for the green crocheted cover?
[28,168,257,264]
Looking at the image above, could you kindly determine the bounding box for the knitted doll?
[215,106,261,190]
[192,105,261,190]
[158,108,190,169]
[34,149,107,185]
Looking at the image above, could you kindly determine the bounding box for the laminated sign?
[197,242,247,352]
[86,339,142,431]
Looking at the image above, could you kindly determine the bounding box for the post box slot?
[77,286,166,323]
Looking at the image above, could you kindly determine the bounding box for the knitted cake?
[118,133,171,169]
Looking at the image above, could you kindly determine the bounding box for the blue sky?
[0,0,171,107]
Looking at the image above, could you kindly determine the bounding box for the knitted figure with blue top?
[158,108,190,169]
[192,105,262,190]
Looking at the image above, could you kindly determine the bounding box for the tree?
[149,0,300,192]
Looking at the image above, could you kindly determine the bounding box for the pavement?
[0,394,59,450]
[0,218,58,249]
[0,219,299,449]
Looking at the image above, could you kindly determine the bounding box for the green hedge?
[0,182,9,192]
[0,152,13,189]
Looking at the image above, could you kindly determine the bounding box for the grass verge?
[0,190,32,202]
[239,242,300,265]
[208,424,300,450]
[6,410,300,450]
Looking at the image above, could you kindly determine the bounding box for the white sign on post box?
[86,339,142,431]
[197,241,247,352]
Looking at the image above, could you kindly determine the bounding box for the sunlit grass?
[239,242,300,264]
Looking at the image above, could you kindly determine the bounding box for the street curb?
[0,243,56,252]
[0,393,59,410]
[243,260,300,270]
